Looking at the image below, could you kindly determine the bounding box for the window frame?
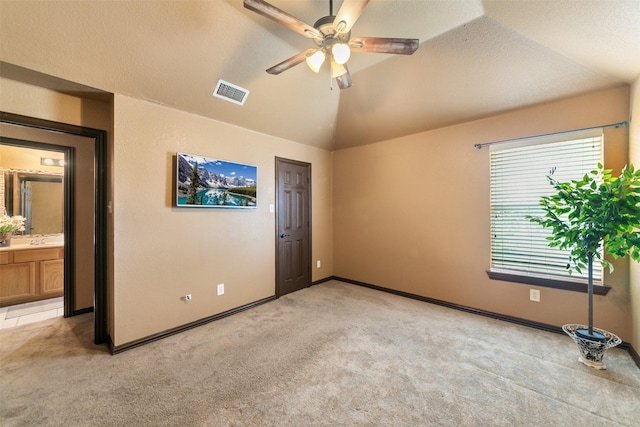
[486,129,610,295]
[486,270,611,295]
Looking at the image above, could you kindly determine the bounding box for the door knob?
[280,233,290,238]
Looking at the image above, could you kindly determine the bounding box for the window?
[489,129,603,289]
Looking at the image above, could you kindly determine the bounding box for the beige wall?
[111,95,333,346]
[1,75,335,346]
[0,77,105,311]
[0,145,65,173]
[1,73,634,351]
[630,77,640,351]
[0,77,109,131]
[333,86,633,341]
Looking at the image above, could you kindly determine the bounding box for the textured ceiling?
[0,0,638,151]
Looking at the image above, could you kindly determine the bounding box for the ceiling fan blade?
[244,0,321,39]
[349,37,419,55]
[335,65,353,90]
[266,48,317,75]
[333,0,370,34]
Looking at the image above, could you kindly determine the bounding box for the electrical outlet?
[217,283,224,296]
[184,294,192,302]
[317,260,321,268]
[529,289,540,302]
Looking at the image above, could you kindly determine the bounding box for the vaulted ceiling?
[0,0,638,151]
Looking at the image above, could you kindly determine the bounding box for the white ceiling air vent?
[213,79,249,106]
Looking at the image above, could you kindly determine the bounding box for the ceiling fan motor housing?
[312,15,351,49]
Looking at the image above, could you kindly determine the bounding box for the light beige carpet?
[1,280,639,426]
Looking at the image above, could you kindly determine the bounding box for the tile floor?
[0,297,64,330]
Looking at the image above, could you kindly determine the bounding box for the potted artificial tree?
[529,163,640,369]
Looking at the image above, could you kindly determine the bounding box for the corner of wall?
[629,76,640,353]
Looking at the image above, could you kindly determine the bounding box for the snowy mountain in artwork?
[176,153,257,207]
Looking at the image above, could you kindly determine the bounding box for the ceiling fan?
[243,0,419,89]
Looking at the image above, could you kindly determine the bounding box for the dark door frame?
[1,111,108,345]
[274,157,311,298]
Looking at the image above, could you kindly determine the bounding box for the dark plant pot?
[0,233,11,247]
[562,324,621,370]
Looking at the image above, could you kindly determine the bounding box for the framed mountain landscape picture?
[176,153,257,208]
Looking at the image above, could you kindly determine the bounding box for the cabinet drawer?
[13,248,61,263]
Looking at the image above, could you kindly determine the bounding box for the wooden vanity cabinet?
[0,247,64,306]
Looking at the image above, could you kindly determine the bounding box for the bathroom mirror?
[3,170,64,235]
[1,142,65,236]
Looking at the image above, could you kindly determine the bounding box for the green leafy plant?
[528,163,640,337]
[0,215,26,234]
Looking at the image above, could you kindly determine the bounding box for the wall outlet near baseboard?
[184,294,192,302]
[317,260,321,268]
[217,284,224,296]
[529,289,540,302]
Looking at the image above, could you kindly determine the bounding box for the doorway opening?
[0,141,69,326]
[0,112,108,344]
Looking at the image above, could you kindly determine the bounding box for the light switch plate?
[530,289,540,302]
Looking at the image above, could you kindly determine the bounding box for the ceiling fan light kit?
[332,43,351,64]
[306,50,326,73]
[331,61,347,79]
[243,0,419,89]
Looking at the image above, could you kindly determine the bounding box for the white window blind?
[489,129,603,283]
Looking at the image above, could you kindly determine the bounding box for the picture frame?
[175,153,257,208]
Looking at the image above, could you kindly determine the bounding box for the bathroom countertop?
[0,242,64,252]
